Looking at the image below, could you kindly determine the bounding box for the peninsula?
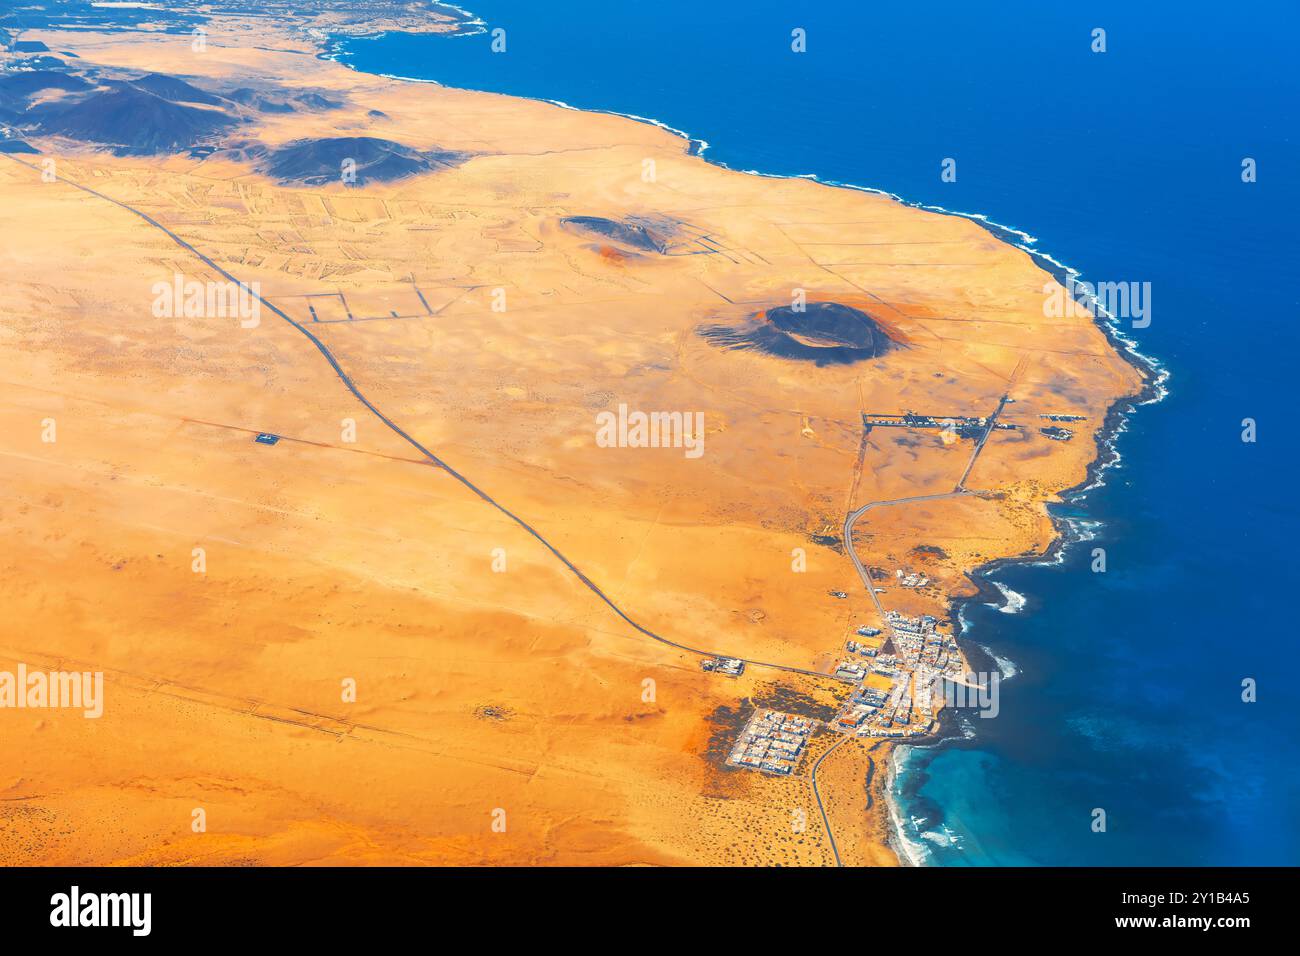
[0,1,1150,866]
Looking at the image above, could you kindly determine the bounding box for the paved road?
[842,490,969,626]
[842,395,1007,634]
[816,396,1009,861]
[809,733,849,867]
[3,154,832,681]
[957,394,1011,490]
[8,156,1013,867]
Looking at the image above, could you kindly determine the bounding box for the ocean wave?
[921,825,964,849]
[885,747,931,867]
[978,645,1020,681]
[986,580,1027,615]
[430,3,486,35]
[957,712,978,739]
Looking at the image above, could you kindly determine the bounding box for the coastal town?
[720,409,1095,774]
[0,0,1154,871]
[831,611,963,738]
[722,603,970,777]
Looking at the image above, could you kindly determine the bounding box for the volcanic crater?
[700,301,902,365]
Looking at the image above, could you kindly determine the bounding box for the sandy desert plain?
[0,5,1148,866]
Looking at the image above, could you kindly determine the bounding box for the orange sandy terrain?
[0,12,1147,866]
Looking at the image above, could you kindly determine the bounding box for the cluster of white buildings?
[885,611,962,678]
[727,709,814,776]
[823,611,967,738]
[896,568,929,588]
[710,606,971,762]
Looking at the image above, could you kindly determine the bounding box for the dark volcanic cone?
[260,136,470,186]
[124,73,225,106]
[700,301,901,366]
[560,216,671,253]
[0,70,89,119]
[31,85,238,154]
[0,69,90,104]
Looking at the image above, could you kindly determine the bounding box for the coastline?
[0,8,1164,864]
[324,25,1168,867]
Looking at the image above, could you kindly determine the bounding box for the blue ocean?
[334,0,1300,865]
